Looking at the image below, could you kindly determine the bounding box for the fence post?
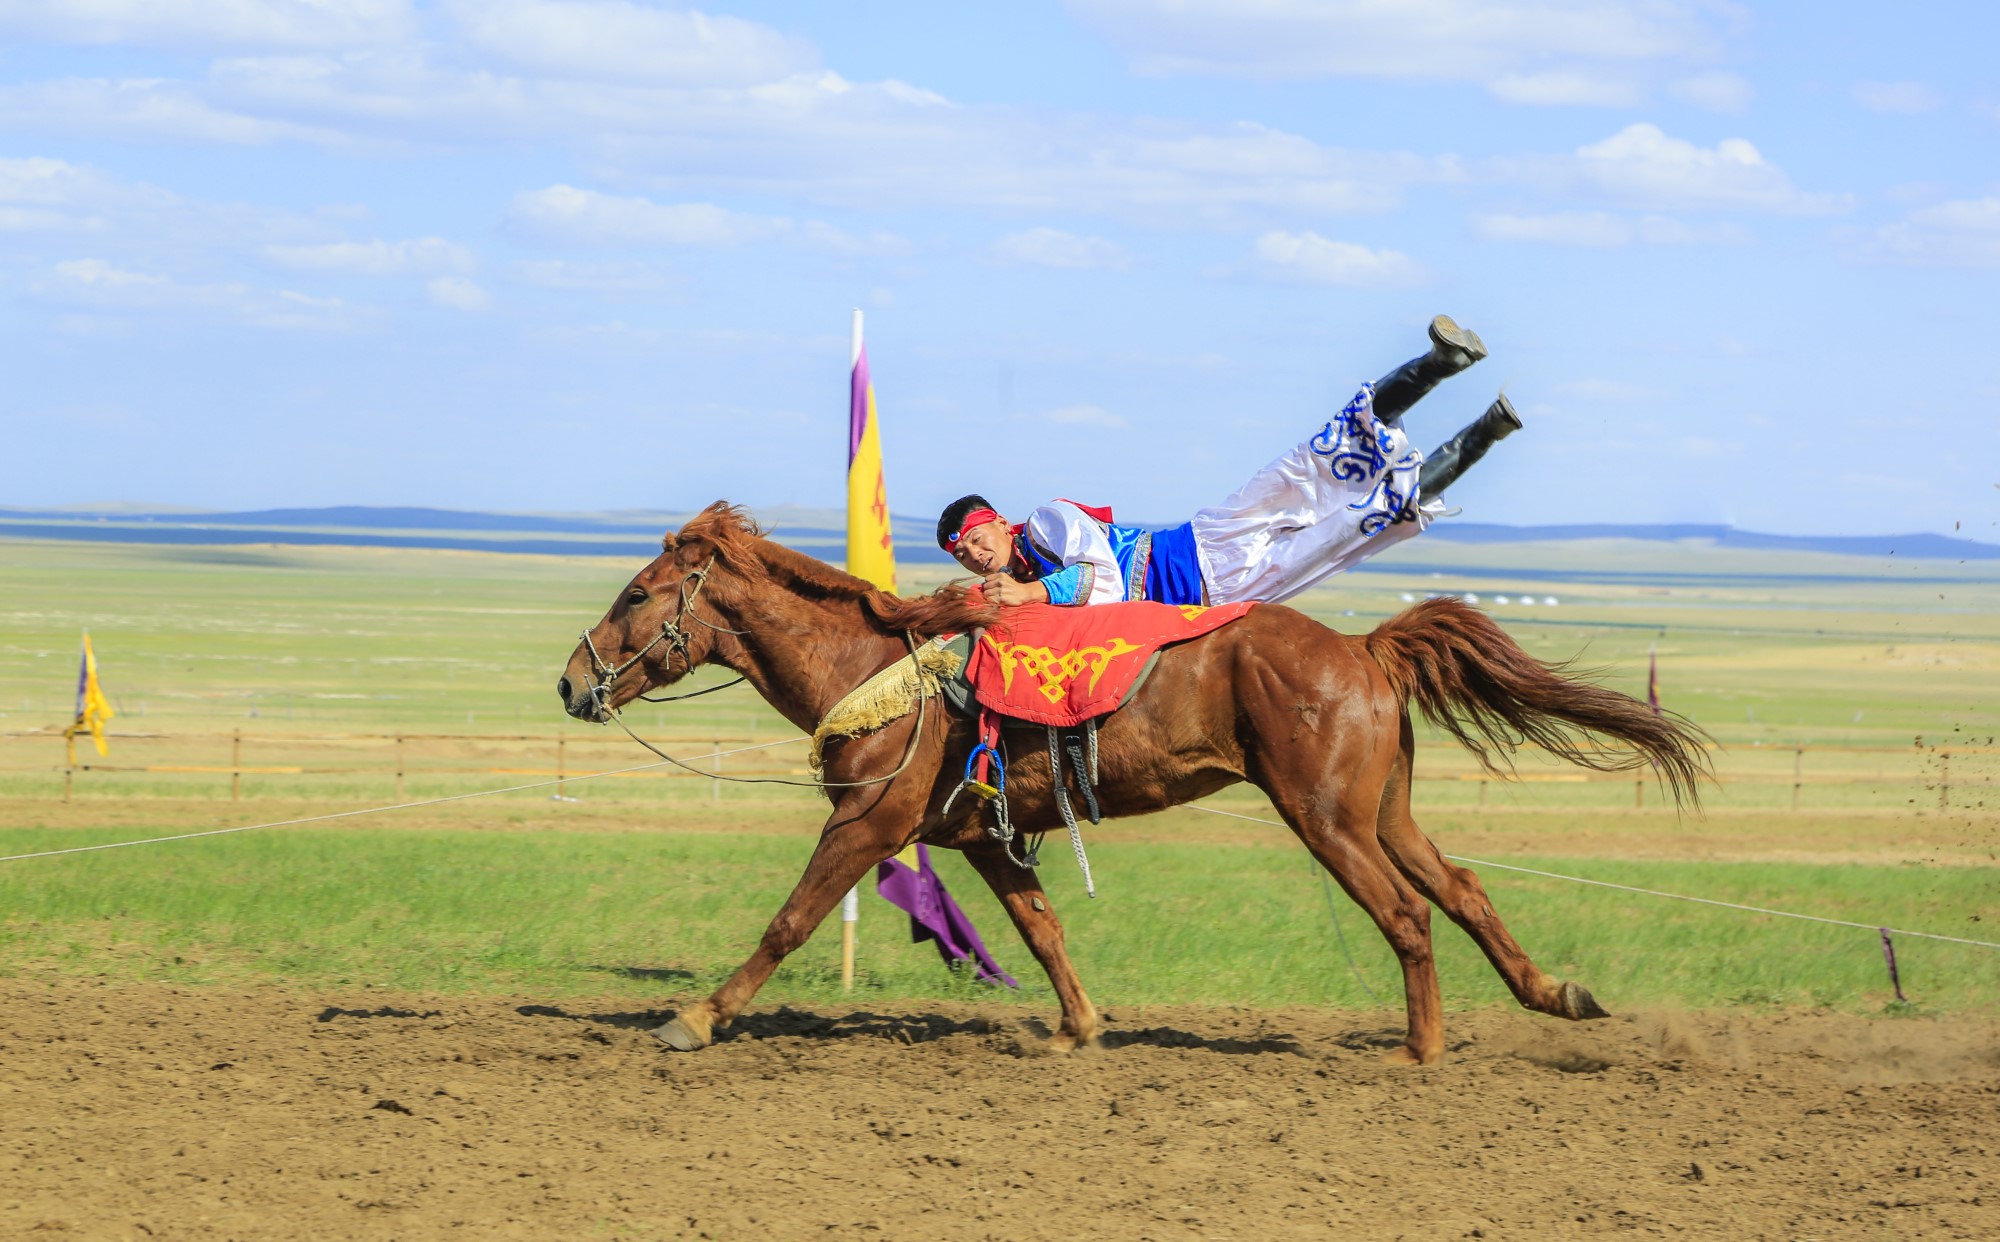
[1476,779,1487,808]
[394,734,405,801]
[231,729,242,802]
[1940,750,1950,810]
[710,739,721,802]
[1792,747,1803,811]
[557,734,567,800]
[64,761,73,803]
[1633,778,1643,809]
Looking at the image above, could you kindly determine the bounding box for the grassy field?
[1,533,1996,1015]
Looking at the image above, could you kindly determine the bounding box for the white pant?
[1191,384,1438,605]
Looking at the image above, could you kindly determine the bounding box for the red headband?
[945,507,1002,548]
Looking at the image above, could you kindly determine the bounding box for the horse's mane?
[674,502,1000,638]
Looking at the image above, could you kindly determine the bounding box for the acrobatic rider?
[937,315,1520,607]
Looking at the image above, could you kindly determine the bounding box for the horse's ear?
[660,531,679,553]
[668,528,714,567]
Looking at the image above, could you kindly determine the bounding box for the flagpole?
[842,306,864,991]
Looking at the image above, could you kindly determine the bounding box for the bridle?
[574,552,938,795]
[576,557,747,718]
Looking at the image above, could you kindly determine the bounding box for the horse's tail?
[1362,597,1711,808]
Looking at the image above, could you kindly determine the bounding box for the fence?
[2,729,1991,813]
[0,729,811,804]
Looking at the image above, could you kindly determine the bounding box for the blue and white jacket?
[1013,500,1206,607]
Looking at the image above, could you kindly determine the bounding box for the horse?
[557,503,1708,1064]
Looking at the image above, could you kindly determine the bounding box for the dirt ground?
[3,980,1997,1240]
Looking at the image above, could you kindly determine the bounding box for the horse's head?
[557,504,753,722]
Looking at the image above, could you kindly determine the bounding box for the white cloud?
[1669,70,1752,114]
[263,236,473,275]
[1472,210,1748,246]
[51,258,169,291]
[513,258,676,291]
[8,53,1433,223]
[509,184,906,253]
[425,275,491,310]
[798,220,910,256]
[1488,71,1641,108]
[0,154,401,283]
[0,156,173,231]
[0,76,342,146]
[990,227,1131,270]
[1566,123,1848,214]
[1852,80,1942,116]
[34,258,371,328]
[446,0,814,87]
[509,185,785,246]
[1042,403,1128,429]
[1846,196,2000,268]
[0,0,413,51]
[1233,231,1428,288]
[1063,0,1728,82]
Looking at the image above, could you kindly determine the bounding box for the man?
[937,315,1518,607]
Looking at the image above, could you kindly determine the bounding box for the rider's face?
[951,519,1016,576]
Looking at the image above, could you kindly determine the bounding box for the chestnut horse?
[558,504,1706,1064]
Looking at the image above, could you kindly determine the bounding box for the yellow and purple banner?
[846,309,897,593]
[64,631,114,764]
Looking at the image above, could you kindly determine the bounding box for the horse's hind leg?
[1375,726,1609,1021]
[1259,774,1446,1065]
[962,846,1101,1051]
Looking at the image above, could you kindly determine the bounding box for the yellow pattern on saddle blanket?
[808,639,966,780]
[984,635,1142,704]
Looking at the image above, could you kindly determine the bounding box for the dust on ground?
[4,979,1997,1240]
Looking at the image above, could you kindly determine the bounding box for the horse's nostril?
[557,677,573,703]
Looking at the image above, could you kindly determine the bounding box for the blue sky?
[3,1,1996,538]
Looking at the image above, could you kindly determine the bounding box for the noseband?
[577,557,744,715]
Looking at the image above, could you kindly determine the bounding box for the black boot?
[1418,393,1520,497]
[1372,314,1487,424]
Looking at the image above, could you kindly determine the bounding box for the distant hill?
[2,505,1995,563]
[1419,522,1999,561]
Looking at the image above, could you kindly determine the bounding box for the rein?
[577,559,935,793]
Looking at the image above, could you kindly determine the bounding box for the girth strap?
[1046,720,1100,898]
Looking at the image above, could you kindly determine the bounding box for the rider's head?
[937,494,1015,576]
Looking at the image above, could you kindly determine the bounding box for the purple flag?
[875,845,1016,986]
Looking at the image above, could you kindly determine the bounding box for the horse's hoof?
[653,1017,709,1052]
[1560,981,1611,1020]
[1382,1043,1442,1067]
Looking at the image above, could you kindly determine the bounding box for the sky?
[3,1,1996,538]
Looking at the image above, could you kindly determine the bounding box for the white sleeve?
[1024,501,1127,604]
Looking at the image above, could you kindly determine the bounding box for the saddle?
[811,600,1253,897]
[949,601,1252,894]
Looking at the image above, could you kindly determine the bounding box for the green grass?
[1,824,1994,1013]
[1,533,1996,1015]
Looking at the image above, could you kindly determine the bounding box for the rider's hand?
[982,574,1046,607]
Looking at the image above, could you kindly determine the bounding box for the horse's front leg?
[961,845,1100,1051]
[654,813,903,1052]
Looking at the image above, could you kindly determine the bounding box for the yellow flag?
[846,309,897,592]
[64,631,115,764]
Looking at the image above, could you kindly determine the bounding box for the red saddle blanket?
[964,600,1254,727]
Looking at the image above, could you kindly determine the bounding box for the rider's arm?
[1023,503,1124,606]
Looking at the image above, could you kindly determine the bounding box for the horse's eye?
[626,588,647,605]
